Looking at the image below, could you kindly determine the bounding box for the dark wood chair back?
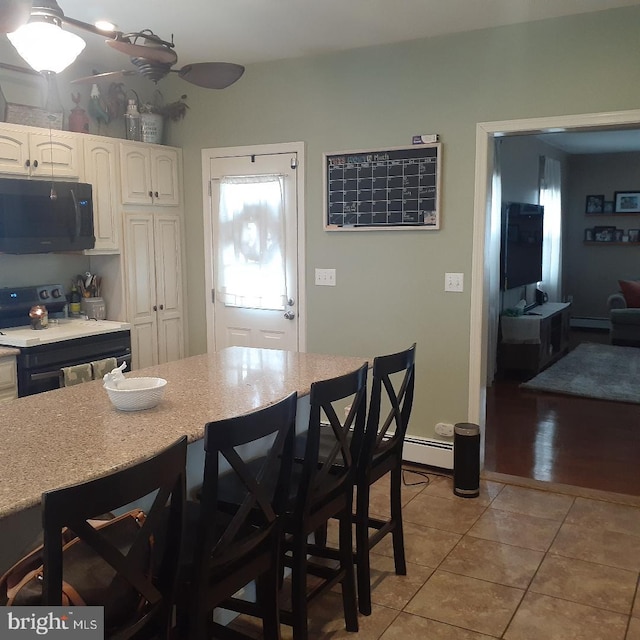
[41,436,187,640]
[359,343,416,481]
[293,363,368,523]
[186,392,297,640]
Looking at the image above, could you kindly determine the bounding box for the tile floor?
[231,469,640,639]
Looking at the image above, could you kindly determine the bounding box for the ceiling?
[54,0,640,70]
[6,1,640,154]
[538,130,640,154]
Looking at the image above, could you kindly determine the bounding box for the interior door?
[204,145,303,352]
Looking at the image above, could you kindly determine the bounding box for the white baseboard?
[403,436,454,470]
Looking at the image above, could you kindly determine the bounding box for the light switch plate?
[315,268,336,286]
[445,272,463,292]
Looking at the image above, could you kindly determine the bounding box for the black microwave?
[0,178,95,254]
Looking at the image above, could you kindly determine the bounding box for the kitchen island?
[0,347,368,520]
[0,347,368,571]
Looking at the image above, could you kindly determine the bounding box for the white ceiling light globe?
[8,21,86,73]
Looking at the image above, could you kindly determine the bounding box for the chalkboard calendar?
[324,143,441,230]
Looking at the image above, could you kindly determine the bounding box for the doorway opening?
[470,109,640,494]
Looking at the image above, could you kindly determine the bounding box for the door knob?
[284,311,295,320]
[287,298,295,306]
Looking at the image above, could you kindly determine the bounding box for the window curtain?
[215,175,287,310]
[539,156,562,302]
[486,139,503,385]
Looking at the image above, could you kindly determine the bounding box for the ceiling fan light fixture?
[94,20,117,33]
[8,20,86,73]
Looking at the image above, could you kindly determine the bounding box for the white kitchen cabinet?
[0,356,17,403]
[119,143,180,207]
[124,210,184,370]
[82,136,120,253]
[0,124,82,178]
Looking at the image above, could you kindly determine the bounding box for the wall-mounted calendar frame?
[323,143,441,231]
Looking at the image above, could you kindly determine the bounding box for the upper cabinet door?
[83,137,120,253]
[120,143,153,205]
[0,127,32,175]
[120,143,180,207]
[28,130,82,178]
[150,147,180,207]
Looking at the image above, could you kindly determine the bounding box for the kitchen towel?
[91,358,118,380]
[60,363,93,387]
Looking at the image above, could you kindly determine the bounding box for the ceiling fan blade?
[71,70,136,84]
[0,0,31,34]
[106,39,178,65]
[178,62,245,89]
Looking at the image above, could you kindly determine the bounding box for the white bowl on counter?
[104,377,167,411]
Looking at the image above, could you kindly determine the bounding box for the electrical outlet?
[444,272,463,292]
[435,422,454,437]
[315,268,336,286]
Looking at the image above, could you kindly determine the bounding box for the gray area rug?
[520,342,640,404]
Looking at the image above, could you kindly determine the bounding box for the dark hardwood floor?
[484,329,640,496]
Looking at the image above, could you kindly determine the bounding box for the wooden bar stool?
[354,343,415,615]
[178,392,297,640]
[41,436,187,640]
[282,364,368,640]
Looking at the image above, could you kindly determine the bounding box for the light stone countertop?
[0,347,368,521]
[0,346,19,357]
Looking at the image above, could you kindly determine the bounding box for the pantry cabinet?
[0,355,17,403]
[82,136,120,253]
[123,211,184,370]
[0,124,82,178]
[119,143,180,207]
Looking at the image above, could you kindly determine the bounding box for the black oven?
[17,331,132,397]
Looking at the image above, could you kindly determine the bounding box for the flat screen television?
[500,202,544,291]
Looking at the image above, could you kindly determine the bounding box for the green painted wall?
[164,6,640,441]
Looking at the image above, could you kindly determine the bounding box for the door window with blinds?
[215,175,287,310]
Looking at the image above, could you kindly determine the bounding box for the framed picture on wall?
[629,229,640,243]
[604,201,614,213]
[585,194,605,213]
[593,225,616,241]
[614,191,640,213]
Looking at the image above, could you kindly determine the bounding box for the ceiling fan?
[4,0,245,89]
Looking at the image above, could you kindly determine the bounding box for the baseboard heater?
[403,435,454,470]
[570,316,610,330]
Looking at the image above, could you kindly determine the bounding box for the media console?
[498,302,571,375]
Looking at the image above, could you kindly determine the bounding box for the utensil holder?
[80,297,106,320]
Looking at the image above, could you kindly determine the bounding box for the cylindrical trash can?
[453,422,480,498]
